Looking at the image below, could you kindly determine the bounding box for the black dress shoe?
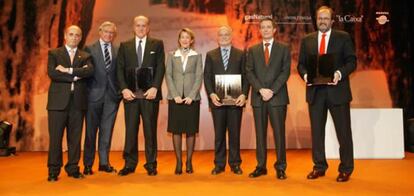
[230,166,243,175]
[146,168,158,176]
[99,165,117,173]
[68,172,85,179]
[83,166,93,175]
[47,174,59,182]
[186,162,194,174]
[276,170,287,180]
[211,167,225,175]
[336,172,351,182]
[118,167,135,176]
[307,170,326,179]
[175,163,183,175]
[248,168,267,178]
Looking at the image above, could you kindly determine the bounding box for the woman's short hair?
[178,28,195,48]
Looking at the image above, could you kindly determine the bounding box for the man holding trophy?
[116,15,165,176]
[204,26,249,175]
[297,6,356,182]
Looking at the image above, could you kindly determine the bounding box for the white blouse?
[173,49,198,71]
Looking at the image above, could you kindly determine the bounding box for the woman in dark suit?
[165,28,203,175]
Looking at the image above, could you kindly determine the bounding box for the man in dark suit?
[297,6,356,182]
[246,18,291,180]
[83,21,120,175]
[46,25,94,182]
[204,26,249,175]
[116,15,165,176]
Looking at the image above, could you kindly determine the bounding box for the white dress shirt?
[318,29,331,54]
[135,36,147,63]
[173,48,198,71]
[318,29,342,80]
[263,38,274,54]
[100,39,112,60]
[65,45,78,90]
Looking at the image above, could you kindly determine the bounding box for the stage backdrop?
[0,0,412,151]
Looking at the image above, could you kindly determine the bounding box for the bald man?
[46,25,94,182]
[204,26,249,175]
[117,15,165,176]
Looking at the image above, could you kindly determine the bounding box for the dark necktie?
[103,43,111,70]
[222,48,229,70]
[264,42,270,65]
[137,40,143,68]
[319,33,326,55]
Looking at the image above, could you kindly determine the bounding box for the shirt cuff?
[68,68,73,75]
[335,70,342,81]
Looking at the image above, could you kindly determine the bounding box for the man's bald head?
[64,25,82,48]
[133,15,150,38]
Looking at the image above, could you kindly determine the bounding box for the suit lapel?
[72,50,81,67]
[94,41,105,70]
[226,47,237,72]
[129,39,139,68]
[257,44,266,68]
[326,30,335,54]
[214,48,226,72]
[59,47,72,67]
[142,38,152,67]
[311,33,318,55]
[185,56,194,73]
[174,55,184,73]
[268,43,277,66]
[109,44,117,71]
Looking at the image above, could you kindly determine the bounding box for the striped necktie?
[103,43,111,70]
[222,48,229,70]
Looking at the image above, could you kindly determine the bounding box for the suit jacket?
[47,46,94,110]
[117,37,165,101]
[85,41,120,102]
[204,46,250,108]
[165,49,203,100]
[297,30,356,105]
[246,41,291,107]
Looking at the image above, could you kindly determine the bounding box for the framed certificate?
[215,74,242,105]
[306,54,335,85]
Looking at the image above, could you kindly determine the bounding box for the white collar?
[319,29,332,37]
[99,39,111,46]
[65,45,77,52]
[135,36,147,43]
[173,48,198,57]
[220,46,231,51]
[263,38,274,46]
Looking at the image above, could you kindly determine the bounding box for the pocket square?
[150,51,156,54]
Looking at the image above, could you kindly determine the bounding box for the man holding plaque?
[204,26,249,175]
[246,19,291,180]
[297,6,356,182]
[116,15,165,176]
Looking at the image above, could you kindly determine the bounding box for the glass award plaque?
[306,54,335,85]
[215,74,242,105]
[132,67,153,99]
